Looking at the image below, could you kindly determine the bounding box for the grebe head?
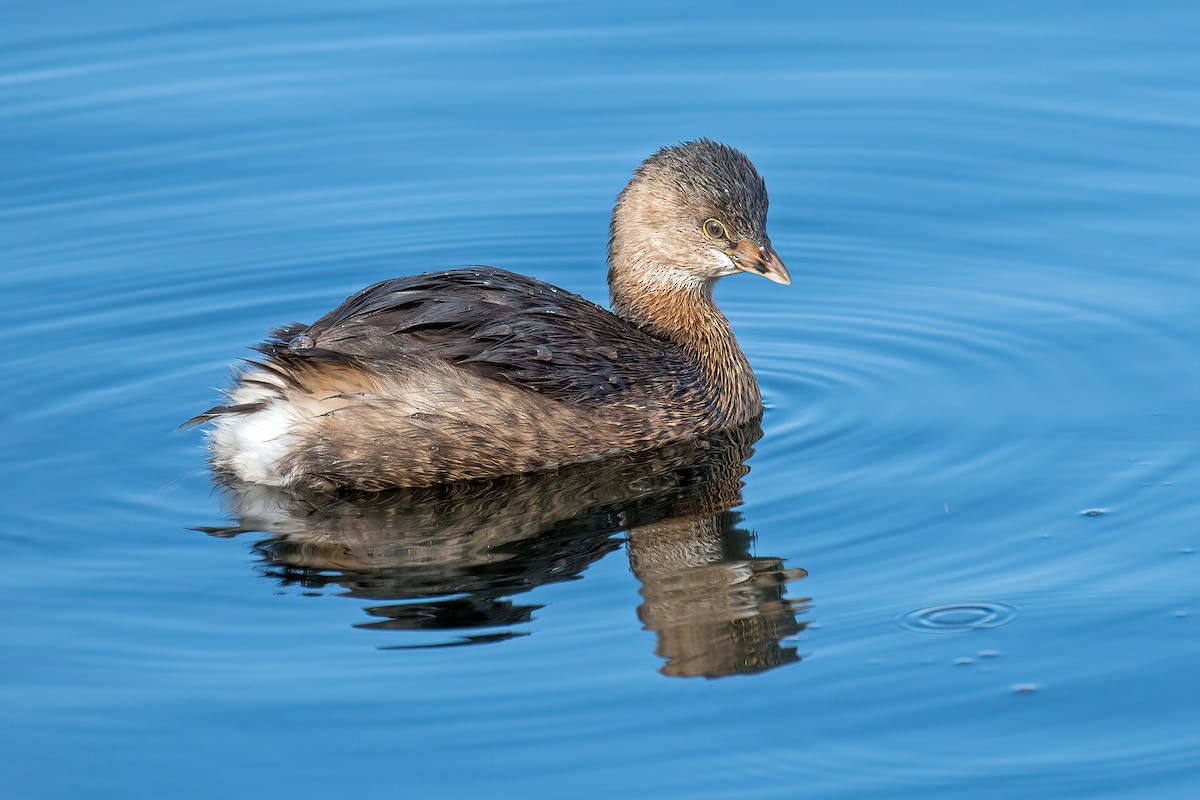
[608,139,790,292]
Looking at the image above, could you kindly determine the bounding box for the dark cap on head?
[633,139,770,240]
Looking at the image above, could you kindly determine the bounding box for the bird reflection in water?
[202,421,810,678]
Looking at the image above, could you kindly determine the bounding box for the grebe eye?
[703,218,729,240]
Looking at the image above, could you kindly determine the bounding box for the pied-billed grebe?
[192,139,789,491]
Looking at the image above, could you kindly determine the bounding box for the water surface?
[3,2,1199,798]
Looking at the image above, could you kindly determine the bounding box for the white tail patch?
[208,370,307,487]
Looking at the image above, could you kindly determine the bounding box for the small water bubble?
[1171,610,1190,618]
[1181,548,1195,555]
[954,658,974,666]
[288,335,315,350]
[1012,683,1039,695]
[979,650,1000,659]
[1080,508,1106,517]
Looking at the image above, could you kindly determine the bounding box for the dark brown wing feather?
[258,266,693,404]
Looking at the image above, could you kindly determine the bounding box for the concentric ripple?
[898,601,1020,633]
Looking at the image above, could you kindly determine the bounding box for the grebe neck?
[609,265,762,421]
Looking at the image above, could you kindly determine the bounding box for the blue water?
[4,2,1199,797]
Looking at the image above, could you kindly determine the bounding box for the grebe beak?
[730,238,791,285]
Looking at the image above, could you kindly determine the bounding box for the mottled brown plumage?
[192,139,789,491]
